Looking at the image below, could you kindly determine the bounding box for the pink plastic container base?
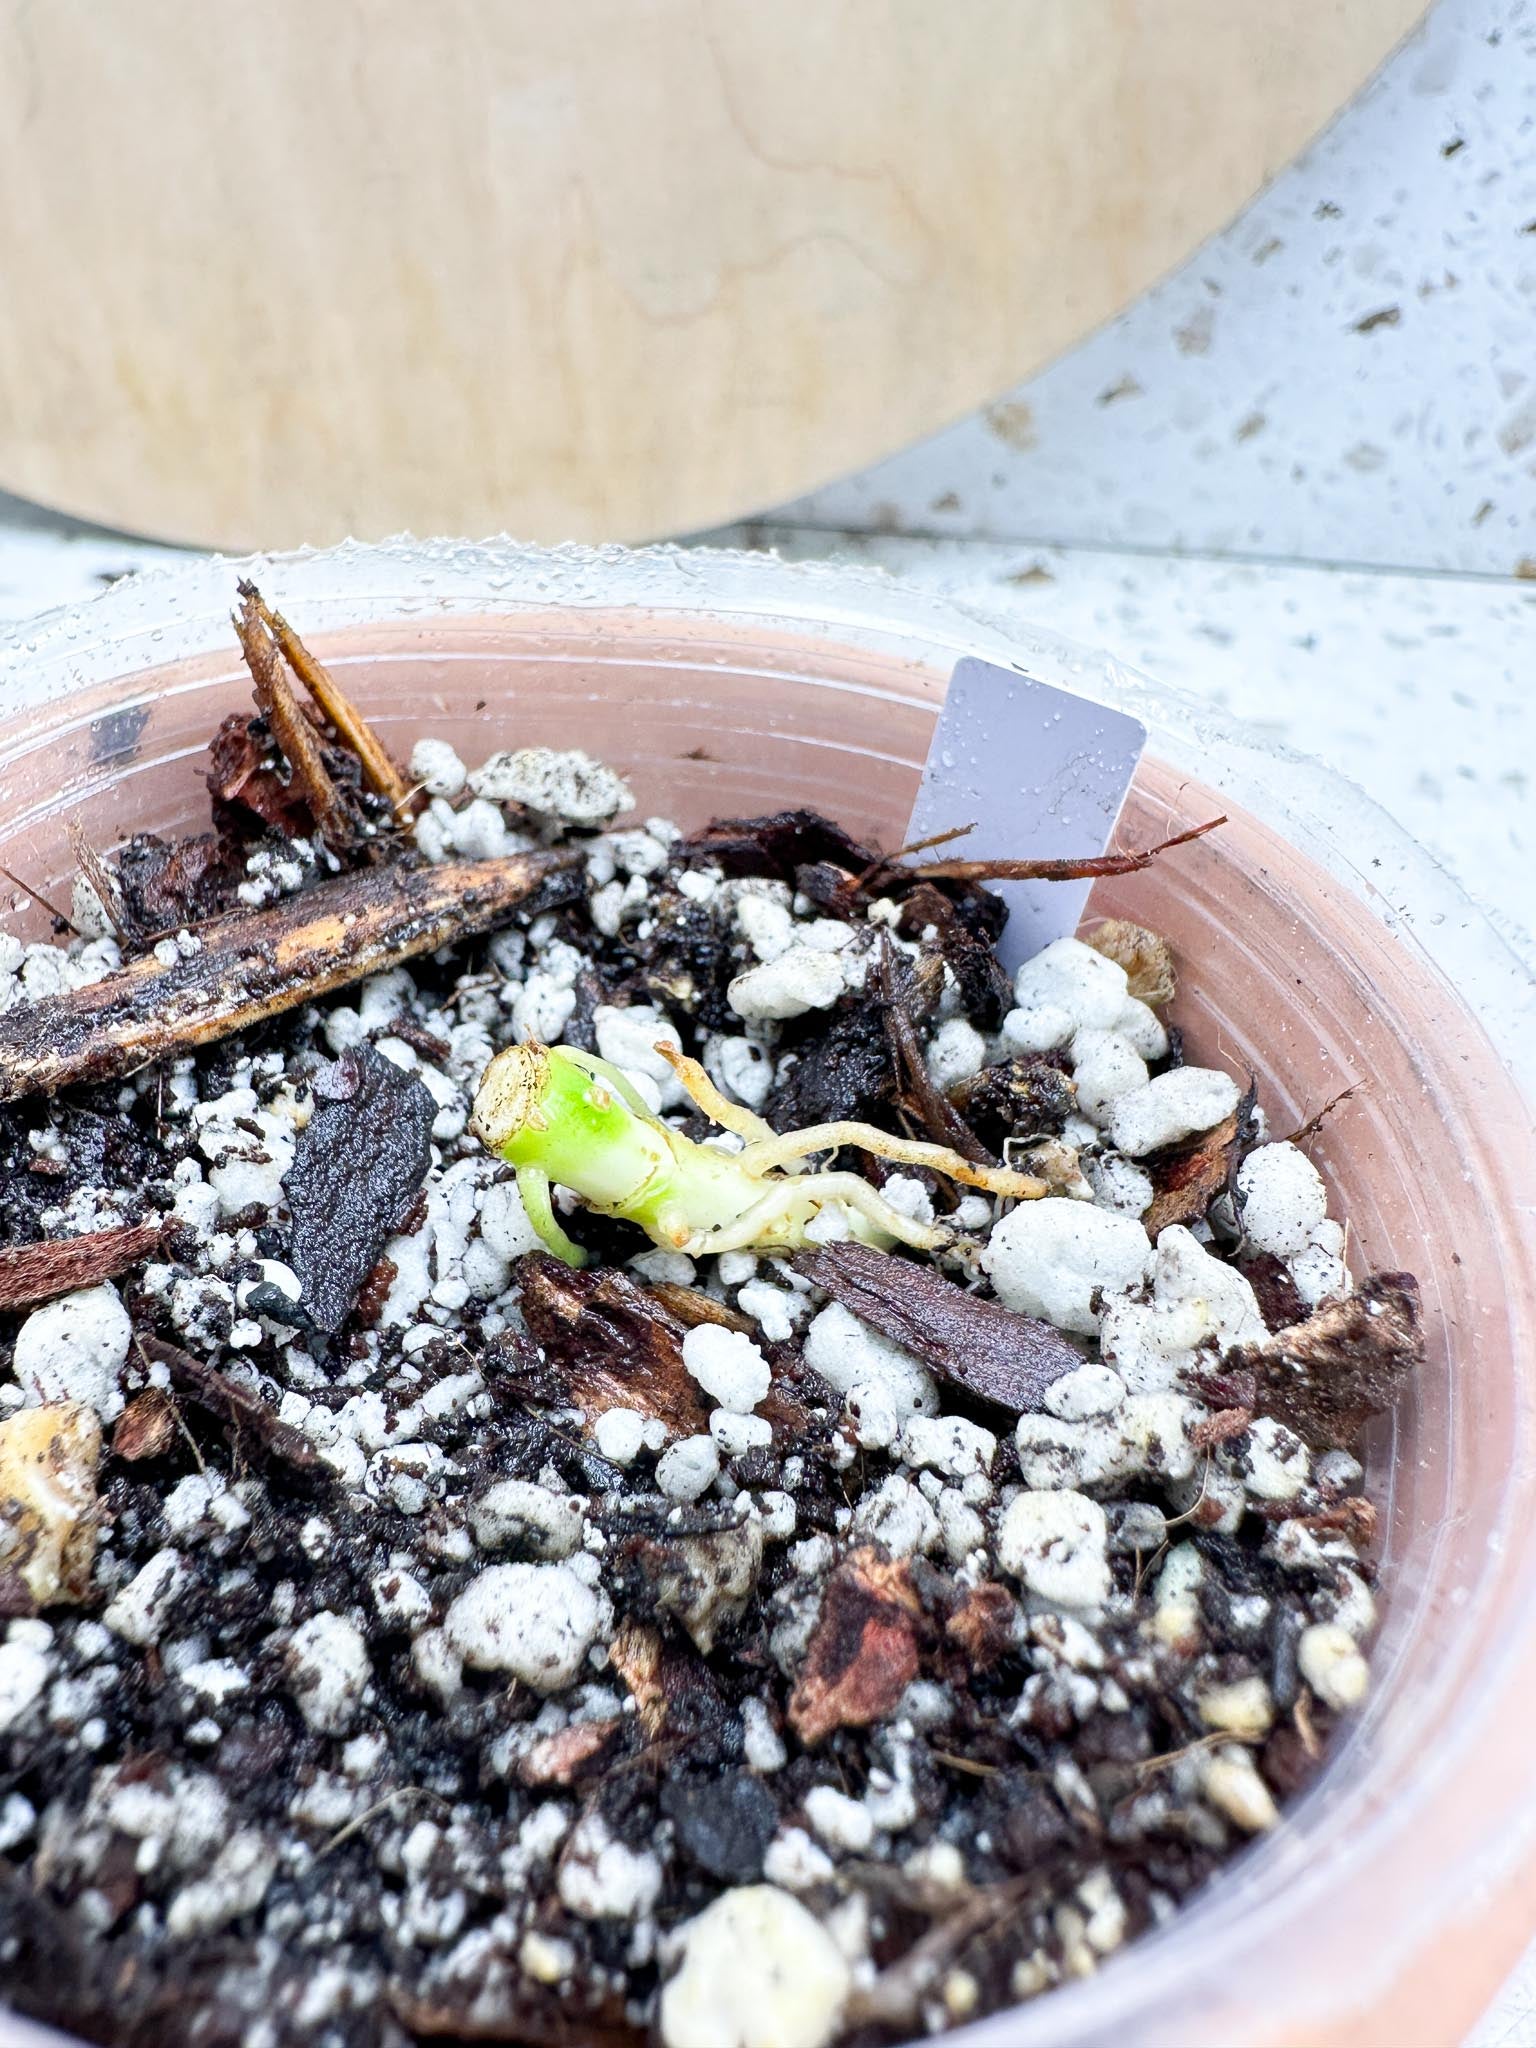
[0,541,1532,2048]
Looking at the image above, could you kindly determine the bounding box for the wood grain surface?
[0,0,1424,548]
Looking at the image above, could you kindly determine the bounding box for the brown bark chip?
[0,1222,165,1311]
[517,1255,710,1440]
[1224,1272,1425,1449]
[795,1241,1082,1414]
[0,851,571,1104]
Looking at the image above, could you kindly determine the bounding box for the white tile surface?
[712,523,1536,970]
[778,0,1536,577]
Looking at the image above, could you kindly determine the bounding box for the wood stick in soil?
[232,592,357,853]
[239,581,415,812]
[135,1336,326,1478]
[0,850,572,1103]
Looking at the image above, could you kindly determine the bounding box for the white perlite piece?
[1069,1029,1149,1126]
[1107,1067,1241,1158]
[802,1303,938,1422]
[661,1885,852,2048]
[1082,1152,1155,1218]
[1151,1225,1267,1352]
[656,1435,722,1503]
[1043,1364,1125,1422]
[995,1491,1111,1609]
[445,1563,602,1691]
[166,1830,278,1938]
[1203,1747,1280,1832]
[736,1279,800,1344]
[103,1549,190,1647]
[845,1379,900,1451]
[710,1409,773,1456]
[557,1811,663,1921]
[468,747,632,824]
[1298,1622,1371,1711]
[12,1284,132,1421]
[594,1004,687,1107]
[899,1415,996,1481]
[0,1641,49,1734]
[706,1034,773,1111]
[742,1697,788,1773]
[1290,1219,1352,1308]
[1197,1677,1275,1738]
[469,1481,584,1559]
[682,1325,771,1414]
[1236,1142,1330,1259]
[803,1785,874,1854]
[285,1613,371,1734]
[477,1179,546,1262]
[926,1018,988,1093]
[408,737,467,798]
[1241,1418,1311,1502]
[1012,938,1131,1035]
[593,1407,646,1465]
[852,1474,940,1558]
[981,1199,1153,1336]
[728,948,848,1022]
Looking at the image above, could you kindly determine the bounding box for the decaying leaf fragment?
[1141,1083,1256,1237]
[111,1389,179,1464]
[0,1402,102,1611]
[788,1545,925,1746]
[517,1255,709,1440]
[620,1515,765,1654]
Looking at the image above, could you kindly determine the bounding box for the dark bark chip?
[283,1044,436,1334]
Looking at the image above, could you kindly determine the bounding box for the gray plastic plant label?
[907,657,1147,974]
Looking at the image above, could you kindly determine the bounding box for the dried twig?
[854,820,977,889]
[1282,1084,1360,1148]
[0,850,571,1104]
[930,1749,1000,1778]
[136,1336,325,1479]
[239,582,414,812]
[0,865,78,934]
[1134,1730,1258,1779]
[320,1787,448,1859]
[880,942,993,1165]
[232,592,353,851]
[907,815,1224,884]
[846,1878,1034,2032]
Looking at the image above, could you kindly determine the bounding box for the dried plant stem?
[909,815,1224,883]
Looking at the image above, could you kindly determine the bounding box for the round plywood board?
[0,1,1423,550]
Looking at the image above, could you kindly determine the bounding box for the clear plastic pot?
[0,540,1532,2048]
